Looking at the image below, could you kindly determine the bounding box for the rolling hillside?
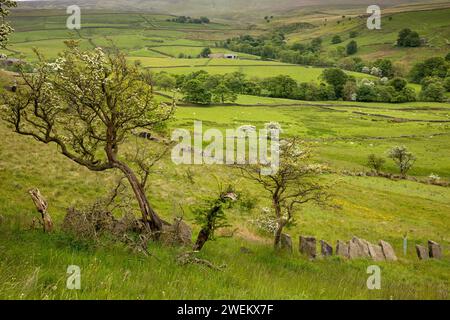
[0,1,449,301]
[271,3,450,70]
[18,0,447,19]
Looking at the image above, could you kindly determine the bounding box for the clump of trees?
[321,68,349,98]
[374,59,395,78]
[366,146,416,178]
[410,57,449,83]
[0,42,175,235]
[320,68,416,103]
[174,71,245,104]
[408,55,450,101]
[264,16,274,23]
[149,51,448,103]
[420,77,447,102]
[150,67,422,104]
[200,47,212,58]
[168,16,210,24]
[397,28,421,47]
[338,57,397,78]
[220,34,332,67]
[354,78,416,103]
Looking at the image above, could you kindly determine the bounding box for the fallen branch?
[176,251,226,271]
[122,234,161,262]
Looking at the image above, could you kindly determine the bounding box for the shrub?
[444,77,450,92]
[356,84,377,102]
[346,40,358,55]
[389,77,407,91]
[367,154,385,174]
[331,35,342,44]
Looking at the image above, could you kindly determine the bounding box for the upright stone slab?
[280,233,293,253]
[320,240,333,257]
[428,240,442,259]
[379,240,397,261]
[348,237,370,259]
[299,236,317,259]
[368,243,385,261]
[415,244,429,260]
[336,240,349,258]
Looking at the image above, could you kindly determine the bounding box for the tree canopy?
[0,0,17,48]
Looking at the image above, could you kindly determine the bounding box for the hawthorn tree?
[240,137,330,250]
[0,42,175,234]
[388,146,416,177]
[0,0,16,48]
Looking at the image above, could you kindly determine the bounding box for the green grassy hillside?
[1,96,449,299]
[280,5,450,70]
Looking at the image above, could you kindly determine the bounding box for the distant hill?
[17,0,445,18]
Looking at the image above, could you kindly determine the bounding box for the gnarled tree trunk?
[274,221,286,250]
[113,161,163,236]
[28,188,53,233]
[272,196,284,250]
[193,229,209,251]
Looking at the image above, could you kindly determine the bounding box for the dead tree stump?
[28,188,53,233]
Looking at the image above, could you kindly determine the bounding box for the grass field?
[0,5,449,300]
